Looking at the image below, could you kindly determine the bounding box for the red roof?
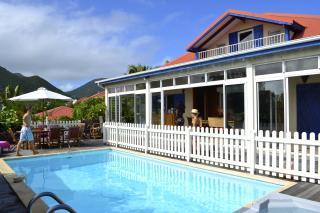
[36,106,73,120]
[77,91,105,103]
[165,9,320,67]
[164,52,196,67]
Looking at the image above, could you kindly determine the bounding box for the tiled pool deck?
[0,140,319,212]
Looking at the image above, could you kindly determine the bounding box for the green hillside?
[67,78,104,99]
[0,66,65,95]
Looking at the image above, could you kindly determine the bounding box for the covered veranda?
[105,54,320,136]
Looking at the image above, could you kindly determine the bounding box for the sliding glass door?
[257,80,284,131]
[226,84,245,129]
[135,94,146,124]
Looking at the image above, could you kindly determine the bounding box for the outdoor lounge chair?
[0,128,18,152]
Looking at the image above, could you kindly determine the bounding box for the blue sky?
[1,0,320,91]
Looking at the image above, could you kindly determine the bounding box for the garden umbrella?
[9,87,73,124]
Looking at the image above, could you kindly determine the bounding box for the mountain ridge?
[0,66,104,99]
[66,78,104,99]
[0,66,66,95]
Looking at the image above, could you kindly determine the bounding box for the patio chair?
[187,117,192,126]
[164,113,175,126]
[90,123,102,139]
[78,123,85,139]
[48,127,61,148]
[208,117,224,128]
[67,126,81,146]
[32,128,43,149]
[7,128,18,151]
[0,128,18,152]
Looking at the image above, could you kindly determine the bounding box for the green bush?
[0,107,21,131]
[58,116,73,121]
[73,97,105,121]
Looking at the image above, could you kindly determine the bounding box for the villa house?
[97,9,320,135]
[96,10,320,182]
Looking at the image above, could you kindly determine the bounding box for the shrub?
[73,97,105,121]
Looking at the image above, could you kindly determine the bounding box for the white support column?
[246,63,255,133]
[145,79,151,126]
[161,90,164,125]
[246,63,256,175]
[105,88,109,122]
[284,77,290,133]
[118,95,121,122]
[103,88,109,143]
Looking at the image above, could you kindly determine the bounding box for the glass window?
[116,86,124,93]
[238,29,254,50]
[116,96,119,122]
[285,57,318,72]
[175,76,188,85]
[239,30,253,43]
[255,62,282,76]
[258,80,284,131]
[226,84,245,129]
[108,97,116,122]
[193,85,223,126]
[120,94,134,123]
[208,71,224,81]
[136,83,146,90]
[190,74,205,83]
[151,80,160,88]
[125,84,134,91]
[108,88,116,94]
[227,67,246,79]
[162,79,173,87]
[135,94,145,124]
[152,93,161,125]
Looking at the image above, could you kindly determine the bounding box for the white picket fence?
[31,120,81,128]
[104,122,320,183]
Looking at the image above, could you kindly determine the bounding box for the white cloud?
[0,1,158,86]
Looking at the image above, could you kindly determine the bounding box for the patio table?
[16,129,49,149]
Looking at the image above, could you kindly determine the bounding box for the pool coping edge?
[1,146,296,211]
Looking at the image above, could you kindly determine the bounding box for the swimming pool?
[6,150,280,213]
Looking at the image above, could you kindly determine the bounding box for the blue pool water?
[6,150,280,213]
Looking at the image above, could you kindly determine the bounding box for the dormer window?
[237,29,254,50]
[238,29,253,43]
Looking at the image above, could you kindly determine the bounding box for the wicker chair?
[48,127,61,148]
[90,123,102,139]
[68,127,81,146]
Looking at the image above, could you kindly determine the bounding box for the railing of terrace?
[31,120,81,128]
[197,33,286,60]
[104,122,320,184]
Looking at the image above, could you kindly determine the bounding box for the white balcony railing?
[198,33,286,60]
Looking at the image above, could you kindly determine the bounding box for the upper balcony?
[197,33,285,60]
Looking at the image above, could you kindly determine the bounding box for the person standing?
[191,109,202,127]
[16,106,38,156]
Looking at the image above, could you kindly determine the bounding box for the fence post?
[103,122,107,144]
[250,130,256,175]
[145,125,149,154]
[186,127,191,162]
[116,123,119,147]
